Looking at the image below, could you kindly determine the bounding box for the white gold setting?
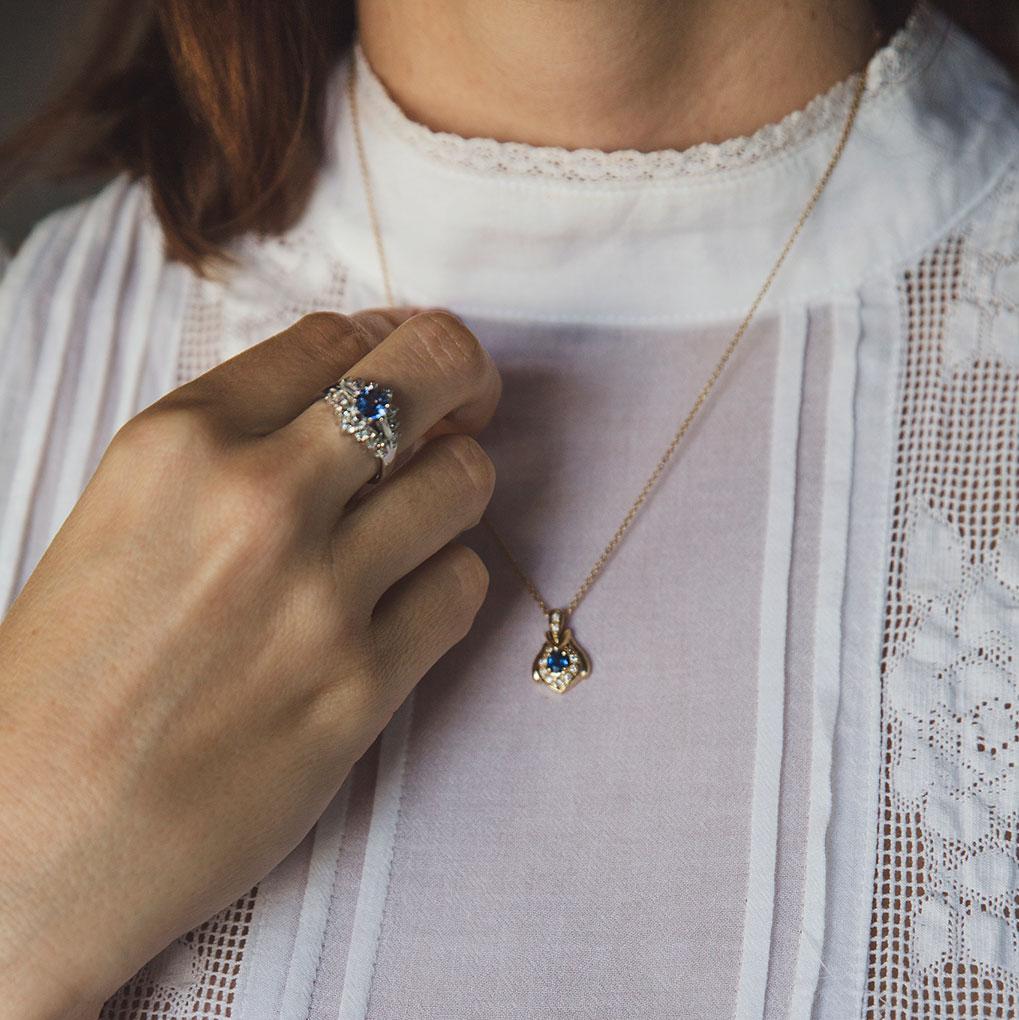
[323,377,401,478]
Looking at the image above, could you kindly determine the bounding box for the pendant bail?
[548,608,565,644]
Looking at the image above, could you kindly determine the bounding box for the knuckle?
[439,434,496,506]
[411,310,488,380]
[334,626,399,721]
[109,404,219,471]
[294,311,374,365]
[93,406,226,529]
[447,544,490,614]
[295,310,346,339]
[309,655,387,745]
[210,456,296,550]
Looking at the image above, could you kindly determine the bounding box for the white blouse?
[2,4,1019,1018]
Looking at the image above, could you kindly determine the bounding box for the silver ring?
[322,377,401,484]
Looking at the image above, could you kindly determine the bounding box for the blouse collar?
[310,2,1019,324]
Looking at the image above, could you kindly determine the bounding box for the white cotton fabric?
[2,4,1019,1017]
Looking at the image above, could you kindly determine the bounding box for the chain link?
[346,52,869,619]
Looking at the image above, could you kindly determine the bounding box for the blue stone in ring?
[356,384,390,421]
[546,649,570,673]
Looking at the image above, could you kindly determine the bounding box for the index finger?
[169,307,423,435]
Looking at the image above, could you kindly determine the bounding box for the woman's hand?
[0,308,500,1020]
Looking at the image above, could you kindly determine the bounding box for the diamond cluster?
[534,642,583,693]
[324,378,400,461]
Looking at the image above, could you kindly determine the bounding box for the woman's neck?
[354,0,885,153]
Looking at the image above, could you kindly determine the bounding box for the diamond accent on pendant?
[532,610,591,693]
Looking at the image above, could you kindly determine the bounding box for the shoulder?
[0,173,192,412]
[0,175,194,606]
[0,173,184,333]
[938,158,1019,366]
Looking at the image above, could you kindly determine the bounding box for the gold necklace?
[346,49,869,693]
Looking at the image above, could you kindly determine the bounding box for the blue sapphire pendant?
[532,609,591,693]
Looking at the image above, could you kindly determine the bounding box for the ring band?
[322,377,401,484]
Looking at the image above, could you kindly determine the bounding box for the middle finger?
[335,431,496,608]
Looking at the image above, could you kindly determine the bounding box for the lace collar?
[298,2,1019,323]
[349,3,939,184]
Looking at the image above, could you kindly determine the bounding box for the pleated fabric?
[0,177,188,608]
[3,4,1019,1018]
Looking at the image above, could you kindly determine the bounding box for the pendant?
[532,609,592,693]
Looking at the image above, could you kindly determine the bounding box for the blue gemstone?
[546,649,570,673]
[356,385,389,420]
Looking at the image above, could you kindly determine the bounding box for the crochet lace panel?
[99,889,257,1020]
[864,171,1019,1018]
[173,231,350,389]
[351,2,942,184]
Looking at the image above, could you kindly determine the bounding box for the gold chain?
[346,50,869,619]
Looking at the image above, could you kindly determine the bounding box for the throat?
[354,0,885,154]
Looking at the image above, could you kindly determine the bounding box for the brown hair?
[1,1,1015,273]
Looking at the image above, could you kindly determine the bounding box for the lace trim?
[352,1,944,183]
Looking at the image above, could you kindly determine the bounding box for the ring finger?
[264,309,501,517]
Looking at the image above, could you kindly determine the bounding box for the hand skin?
[0,307,501,1019]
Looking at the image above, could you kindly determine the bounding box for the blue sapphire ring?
[322,377,401,483]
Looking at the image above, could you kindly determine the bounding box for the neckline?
[293,3,1019,325]
[351,2,942,185]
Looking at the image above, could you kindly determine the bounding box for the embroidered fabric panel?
[100,244,350,1020]
[174,233,349,386]
[174,280,224,387]
[864,175,1019,1018]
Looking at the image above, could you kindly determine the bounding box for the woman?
[1,0,1017,1016]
